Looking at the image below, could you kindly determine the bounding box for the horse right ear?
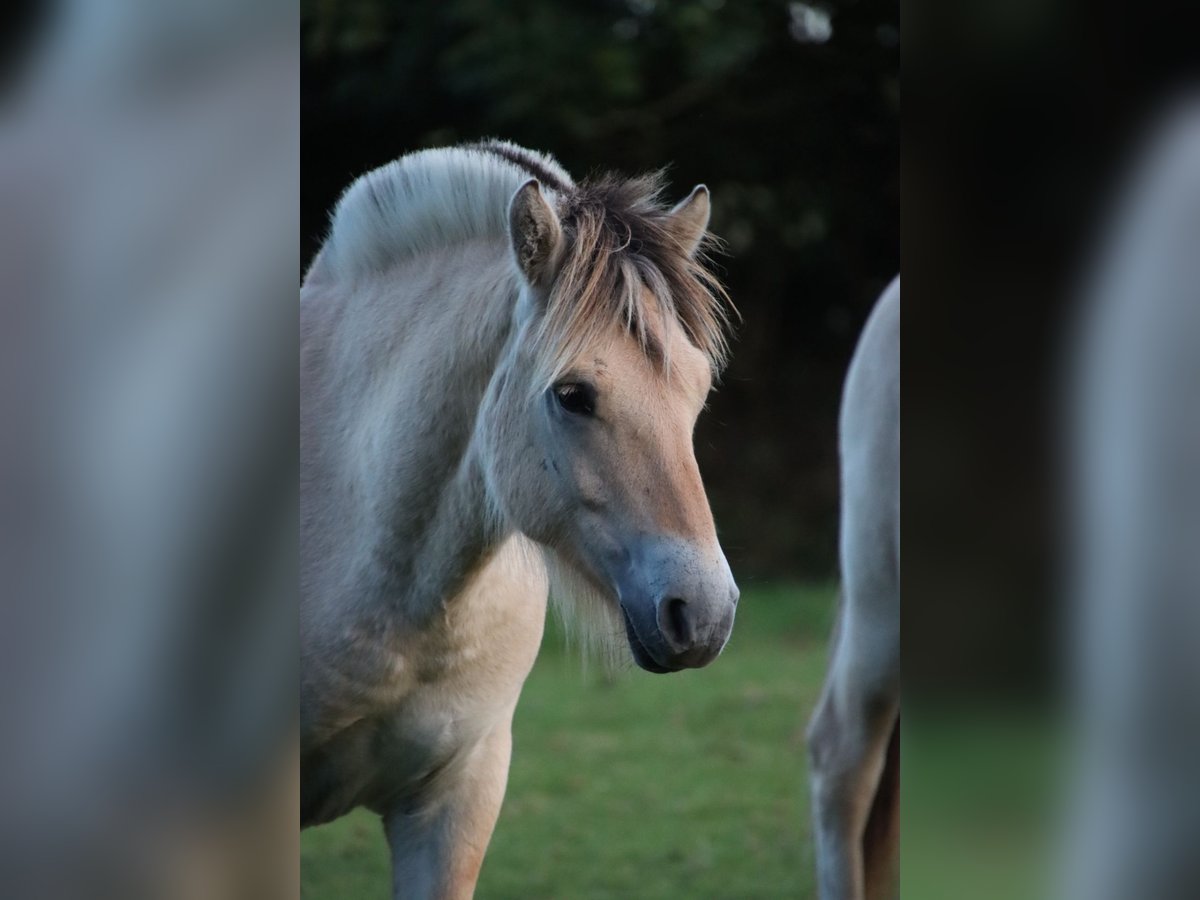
[508,179,564,289]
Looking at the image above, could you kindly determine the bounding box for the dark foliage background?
[302,0,899,580]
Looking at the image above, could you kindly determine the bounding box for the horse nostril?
[660,597,693,651]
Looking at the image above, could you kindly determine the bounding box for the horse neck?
[346,240,522,622]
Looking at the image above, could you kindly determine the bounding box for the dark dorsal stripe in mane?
[324,141,732,380]
[466,139,572,194]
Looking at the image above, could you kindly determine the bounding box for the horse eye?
[552,382,596,417]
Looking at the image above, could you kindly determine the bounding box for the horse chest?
[306,537,548,820]
[395,544,546,748]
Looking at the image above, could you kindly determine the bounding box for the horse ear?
[509,179,563,288]
[667,184,710,257]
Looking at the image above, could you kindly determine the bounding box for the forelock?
[529,171,734,390]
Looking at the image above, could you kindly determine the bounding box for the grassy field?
[301,583,837,899]
[901,709,1061,900]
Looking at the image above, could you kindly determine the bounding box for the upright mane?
[324,139,573,277]
[324,139,733,379]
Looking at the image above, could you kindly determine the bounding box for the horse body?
[808,276,900,900]
[301,142,736,898]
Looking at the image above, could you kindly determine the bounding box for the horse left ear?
[668,185,711,257]
[509,178,564,289]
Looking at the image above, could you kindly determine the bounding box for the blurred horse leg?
[807,603,899,900]
[862,716,899,900]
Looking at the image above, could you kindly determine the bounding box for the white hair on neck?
[541,549,626,673]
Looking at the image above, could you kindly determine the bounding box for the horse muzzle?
[615,536,738,673]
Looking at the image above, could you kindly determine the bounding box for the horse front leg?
[384,722,514,900]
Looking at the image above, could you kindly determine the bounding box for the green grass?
[301,586,1062,898]
[901,708,1062,900]
[301,583,837,899]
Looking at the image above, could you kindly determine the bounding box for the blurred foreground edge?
[0,2,298,898]
[1063,91,1200,900]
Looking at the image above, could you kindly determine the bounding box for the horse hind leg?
[861,716,899,900]
[807,613,900,900]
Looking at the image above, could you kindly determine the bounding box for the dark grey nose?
[617,536,738,673]
[654,591,737,668]
[658,596,694,651]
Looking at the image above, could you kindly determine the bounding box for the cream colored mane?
[324,140,573,280]
[323,139,733,390]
